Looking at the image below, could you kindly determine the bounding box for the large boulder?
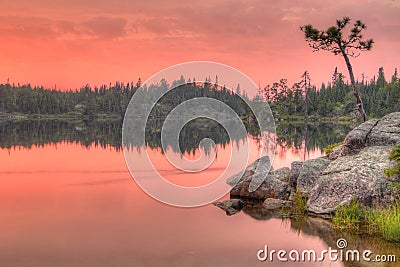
[296,157,330,197]
[230,167,291,200]
[307,146,394,214]
[342,119,380,152]
[367,112,400,146]
[226,156,273,186]
[339,112,400,157]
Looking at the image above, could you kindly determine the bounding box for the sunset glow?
[1,0,399,91]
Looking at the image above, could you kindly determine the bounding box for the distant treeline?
[0,66,399,119]
[261,67,400,119]
[0,77,252,120]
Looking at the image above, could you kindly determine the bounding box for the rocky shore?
[216,112,400,216]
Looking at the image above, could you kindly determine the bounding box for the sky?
[0,0,399,91]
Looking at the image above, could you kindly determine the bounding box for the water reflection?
[237,200,399,267]
[0,119,351,154]
[0,142,343,267]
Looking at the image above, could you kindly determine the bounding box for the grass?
[332,199,367,231]
[291,189,308,216]
[375,203,400,242]
[323,141,344,157]
[332,199,400,242]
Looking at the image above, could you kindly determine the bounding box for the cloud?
[0,16,56,39]
[82,17,128,39]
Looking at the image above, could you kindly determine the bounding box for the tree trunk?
[340,46,368,122]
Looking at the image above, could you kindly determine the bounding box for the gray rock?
[307,146,394,214]
[367,112,400,146]
[297,157,330,197]
[343,119,379,152]
[263,198,292,210]
[290,161,303,186]
[328,144,343,160]
[338,112,400,157]
[230,167,291,200]
[271,167,291,183]
[213,199,244,216]
[226,156,273,186]
[241,201,282,220]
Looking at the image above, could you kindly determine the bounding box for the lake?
[1,120,398,266]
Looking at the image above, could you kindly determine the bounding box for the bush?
[323,141,344,157]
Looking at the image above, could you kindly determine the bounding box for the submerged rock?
[307,146,394,214]
[213,199,244,216]
[263,198,292,210]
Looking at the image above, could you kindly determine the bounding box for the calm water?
[3,120,396,267]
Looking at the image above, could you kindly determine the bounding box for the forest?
[0,66,399,121]
[261,67,399,119]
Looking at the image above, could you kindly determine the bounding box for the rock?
[307,146,394,214]
[213,199,244,216]
[241,201,282,220]
[342,119,379,153]
[296,157,330,197]
[289,161,303,186]
[271,167,291,182]
[367,112,400,146]
[328,144,344,160]
[230,167,291,200]
[226,156,273,186]
[338,112,400,157]
[288,187,297,201]
[263,198,292,210]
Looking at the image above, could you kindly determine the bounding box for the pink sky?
[0,0,399,91]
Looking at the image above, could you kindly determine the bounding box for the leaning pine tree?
[301,16,373,122]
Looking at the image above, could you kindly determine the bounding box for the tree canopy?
[301,16,374,122]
